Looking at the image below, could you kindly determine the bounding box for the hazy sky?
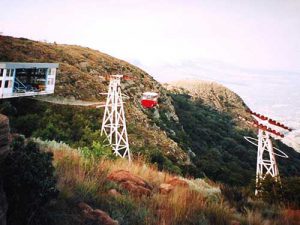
[1,0,300,149]
[1,0,300,72]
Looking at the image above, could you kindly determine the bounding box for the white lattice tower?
[255,129,279,194]
[243,110,291,195]
[101,75,131,161]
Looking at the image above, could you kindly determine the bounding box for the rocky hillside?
[1,35,300,186]
[0,35,187,164]
[165,80,250,117]
[164,80,253,129]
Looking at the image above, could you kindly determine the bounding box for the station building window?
[4,80,12,88]
[0,69,3,77]
[8,69,14,77]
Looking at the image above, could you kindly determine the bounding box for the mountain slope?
[1,35,300,186]
[163,80,300,184]
[0,35,187,166]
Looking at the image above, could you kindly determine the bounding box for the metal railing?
[13,78,27,93]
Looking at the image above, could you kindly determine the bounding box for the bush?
[256,175,283,205]
[79,141,116,160]
[150,150,182,175]
[2,136,58,225]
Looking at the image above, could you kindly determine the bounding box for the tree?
[2,136,58,225]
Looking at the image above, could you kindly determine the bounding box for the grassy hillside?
[1,35,300,187]
[23,139,300,225]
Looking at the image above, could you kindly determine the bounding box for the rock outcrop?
[159,177,189,194]
[107,170,153,196]
[78,202,119,225]
[0,115,10,225]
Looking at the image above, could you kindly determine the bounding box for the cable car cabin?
[0,62,59,99]
[141,92,158,108]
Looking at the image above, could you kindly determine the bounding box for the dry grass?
[36,139,233,225]
[36,139,299,225]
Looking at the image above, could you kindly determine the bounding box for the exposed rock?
[230,220,240,225]
[159,177,189,194]
[166,177,189,188]
[108,189,121,197]
[188,149,196,158]
[120,180,151,196]
[107,170,153,196]
[159,183,174,194]
[92,209,119,225]
[78,61,89,71]
[78,202,93,213]
[153,108,160,119]
[78,202,94,220]
[78,202,119,225]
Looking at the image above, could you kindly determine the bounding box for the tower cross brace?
[255,129,279,195]
[101,75,131,161]
[243,110,290,195]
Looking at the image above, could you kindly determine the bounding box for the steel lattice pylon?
[101,75,131,161]
[243,109,290,195]
[255,129,279,194]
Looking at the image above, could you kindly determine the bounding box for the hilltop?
[164,80,253,129]
[165,80,250,118]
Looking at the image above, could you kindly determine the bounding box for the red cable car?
[141,92,158,108]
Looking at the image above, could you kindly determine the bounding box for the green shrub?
[79,141,116,160]
[2,136,58,225]
[150,150,182,175]
[256,175,283,205]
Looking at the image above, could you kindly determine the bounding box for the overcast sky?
[1,0,300,149]
[1,0,300,72]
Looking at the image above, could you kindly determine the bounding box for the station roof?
[0,62,59,69]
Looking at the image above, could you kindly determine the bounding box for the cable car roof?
[142,92,158,96]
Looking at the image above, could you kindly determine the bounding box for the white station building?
[0,62,59,99]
